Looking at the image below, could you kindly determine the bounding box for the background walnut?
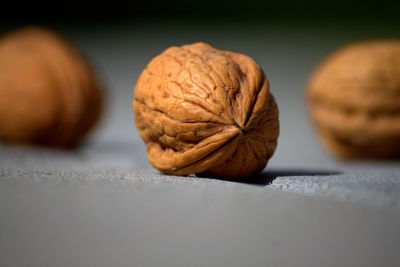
[307,40,400,158]
[0,27,103,147]
[133,42,279,178]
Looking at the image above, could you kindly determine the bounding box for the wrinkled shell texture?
[0,27,102,147]
[133,42,279,178]
[308,40,400,158]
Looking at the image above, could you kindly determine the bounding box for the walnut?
[307,40,400,158]
[0,27,102,147]
[133,42,279,178]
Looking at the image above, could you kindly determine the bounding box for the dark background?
[1,0,400,26]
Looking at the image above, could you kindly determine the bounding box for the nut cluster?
[133,42,279,178]
[0,27,102,147]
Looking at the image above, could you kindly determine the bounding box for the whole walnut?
[0,27,102,147]
[133,42,279,178]
[307,40,400,158]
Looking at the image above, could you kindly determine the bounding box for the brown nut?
[0,26,102,147]
[307,40,400,158]
[133,42,279,178]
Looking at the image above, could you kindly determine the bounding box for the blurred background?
[1,0,400,168]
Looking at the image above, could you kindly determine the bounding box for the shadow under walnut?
[133,42,279,178]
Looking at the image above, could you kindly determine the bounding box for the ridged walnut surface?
[0,27,102,147]
[308,40,400,158]
[133,42,279,178]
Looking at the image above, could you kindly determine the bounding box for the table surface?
[1,21,400,267]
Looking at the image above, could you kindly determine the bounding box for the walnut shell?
[133,42,279,178]
[307,40,400,158]
[0,27,102,147]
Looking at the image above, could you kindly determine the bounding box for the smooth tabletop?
[1,20,400,266]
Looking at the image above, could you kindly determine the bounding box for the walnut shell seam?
[133,42,279,178]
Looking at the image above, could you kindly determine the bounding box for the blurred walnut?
[308,40,400,158]
[133,42,279,178]
[0,27,102,147]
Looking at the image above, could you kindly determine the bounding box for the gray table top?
[1,21,400,267]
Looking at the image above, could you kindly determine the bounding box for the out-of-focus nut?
[0,26,103,147]
[133,42,279,178]
[308,40,400,158]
